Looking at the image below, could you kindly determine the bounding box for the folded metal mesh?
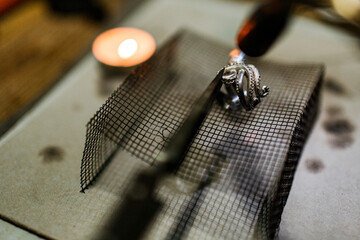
[80,30,323,239]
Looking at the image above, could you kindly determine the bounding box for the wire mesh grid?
[80,30,323,239]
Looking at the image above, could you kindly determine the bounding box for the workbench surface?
[1,0,359,239]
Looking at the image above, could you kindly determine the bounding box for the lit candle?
[92,27,156,68]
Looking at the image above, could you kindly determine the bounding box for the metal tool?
[100,70,224,240]
[100,1,295,239]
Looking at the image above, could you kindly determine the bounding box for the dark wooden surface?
[0,0,123,133]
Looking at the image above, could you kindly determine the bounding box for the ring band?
[220,62,269,110]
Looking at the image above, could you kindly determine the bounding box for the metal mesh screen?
[80,30,323,239]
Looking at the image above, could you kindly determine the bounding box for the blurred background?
[0,0,359,136]
[0,0,359,239]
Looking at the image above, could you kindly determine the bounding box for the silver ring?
[221,62,269,110]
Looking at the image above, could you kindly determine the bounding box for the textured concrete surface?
[1,0,359,239]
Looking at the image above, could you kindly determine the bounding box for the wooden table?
[0,0,123,135]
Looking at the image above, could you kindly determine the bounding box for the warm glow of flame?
[92,27,156,67]
[118,39,138,59]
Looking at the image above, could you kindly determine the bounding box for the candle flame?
[118,39,138,59]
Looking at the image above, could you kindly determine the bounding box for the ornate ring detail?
[221,62,269,110]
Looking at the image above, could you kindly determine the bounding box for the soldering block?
[81,30,324,239]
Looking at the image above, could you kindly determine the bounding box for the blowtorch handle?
[236,0,295,57]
